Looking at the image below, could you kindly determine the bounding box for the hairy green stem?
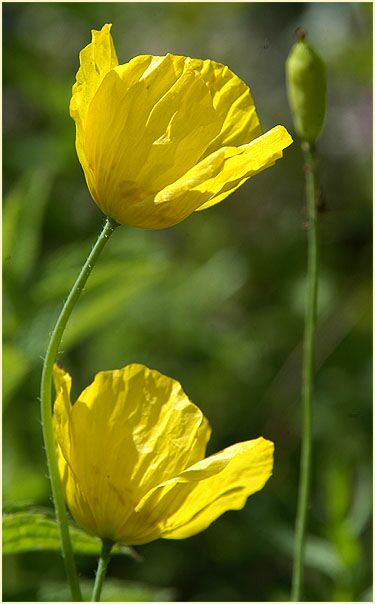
[91,540,114,602]
[291,142,319,601]
[40,217,118,601]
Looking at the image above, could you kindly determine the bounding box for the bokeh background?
[3,2,372,601]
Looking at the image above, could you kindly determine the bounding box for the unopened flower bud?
[286,28,326,143]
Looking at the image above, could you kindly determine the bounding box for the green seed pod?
[286,29,326,143]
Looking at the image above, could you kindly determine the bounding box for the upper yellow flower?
[53,363,274,545]
[70,24,292,229]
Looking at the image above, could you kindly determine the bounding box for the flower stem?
[291,142,319,601]
[40,217,118,602]
[91,540,114,602]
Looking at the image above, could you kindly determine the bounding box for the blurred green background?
[3,2,372,601]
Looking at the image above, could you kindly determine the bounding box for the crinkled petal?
[196,125,293,211]
[53,366,100,536]
[70,23,118,172]
[102,125,292,229]
[186,57,262,153]
[70,23,118,128]
[126,437,273,544]
[53,364,211,542]
[139,125,292,227]
[82,54,221,223]
[53,365,73,465]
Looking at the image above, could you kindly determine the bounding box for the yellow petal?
[98,125,292,229]
[53,364,211,542]
[70,24,118,169]
[134,437,274,542]
[53,365,73,462]
[53,366,99,536]
[82,54,221,224]
[186,58,261,152]
[148,125,292,225]
[70,23,118,127]
[196,125,293,211]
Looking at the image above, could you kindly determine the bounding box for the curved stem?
[40,217,118,601]
[291,142,319,601]
[91,540,114,602]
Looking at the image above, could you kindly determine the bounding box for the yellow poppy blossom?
[53,363,274,545]
[70,23,292,229]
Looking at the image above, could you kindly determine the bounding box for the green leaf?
[2,344,31,408]
[63,270,157,349]
[360,585,374,602]
[2,511,138,559]
[346,465,373,537]
[3,170,53,285]
[38,579,175,602]
[266,523,346,579]
[2,468,49,506]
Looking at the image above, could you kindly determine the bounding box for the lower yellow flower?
[53,363,274,545]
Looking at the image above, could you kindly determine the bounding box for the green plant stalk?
[91,539,114,602]
[291,142,319,601]
[40,217,118,602]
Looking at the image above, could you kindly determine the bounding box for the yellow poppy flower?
[70,24,292,229]
[53,363,274,545]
